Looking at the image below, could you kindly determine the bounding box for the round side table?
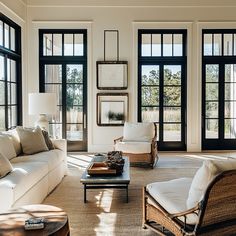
[0,204,70,236]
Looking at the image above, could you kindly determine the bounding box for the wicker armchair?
[114,122,158,168]
[143,167,236,235]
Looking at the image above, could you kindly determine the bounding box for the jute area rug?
[43,153,230,236]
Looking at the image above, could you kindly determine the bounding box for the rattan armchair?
[114,122,158,168]
[143,170,236,236]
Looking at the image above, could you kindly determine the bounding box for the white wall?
[3,0,236,152]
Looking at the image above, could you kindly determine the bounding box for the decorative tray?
[87,162,117,176]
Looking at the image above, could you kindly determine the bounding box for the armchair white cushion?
[115,141,151,154]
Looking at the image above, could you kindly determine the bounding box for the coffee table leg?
[126,185,129,203]
[84,184,87,203]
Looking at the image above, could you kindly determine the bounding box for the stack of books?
[24,217,45,230]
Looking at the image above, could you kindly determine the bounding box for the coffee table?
[80,156,130,203]
[0,204,70,236]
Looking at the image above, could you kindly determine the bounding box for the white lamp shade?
[29,93,57,115]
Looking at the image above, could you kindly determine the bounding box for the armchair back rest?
[197,170,236,230]
[123,122,155,142]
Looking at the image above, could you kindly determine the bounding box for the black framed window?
[138,30,187,151]
[39,29,87,151]
[0,13,21,131]
[202,29,236,150]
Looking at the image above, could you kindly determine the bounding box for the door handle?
[84,114,87,129]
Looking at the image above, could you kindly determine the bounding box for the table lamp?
[29,93,57,131]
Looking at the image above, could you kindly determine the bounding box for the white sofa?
[0,131,67,213]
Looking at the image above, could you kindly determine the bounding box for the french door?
[39,30,87,151]
[138,30,187,151]
[202,29,236,149]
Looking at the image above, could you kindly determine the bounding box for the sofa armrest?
[52,139,67,153]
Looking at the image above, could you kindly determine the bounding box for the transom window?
[0,13,21,131]
[138,29,187,151]
[43,33,84,56]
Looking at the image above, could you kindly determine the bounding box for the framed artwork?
[97,93,129,126]
[96,61,128,90]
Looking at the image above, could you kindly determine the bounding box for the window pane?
[67,124,83,141]
[205,119,218,139]
[10,27,15,51]
[163,124,181,141]
[206,64,219,82]
[45,84,62,105]
[163,87,181,106]
[152,34,161,56]
[4,23,9,48]
[225,119,236,139]
[164,107,181,122]
[234,34,236,55]
[142,86,159,106]
[43,34,52,56]
[66,64,83,83]
[9,106,17,127]
[213,34,221,56]
[67,84,83,106]
[7,58,10,82]
[164,65,181,85]
[142,34,151,56]
[225,101,236,118]
[225,64,236,82]
[67,106,83,123]
[141,65,159,85]
[11,84,17,104]
[206,102,218,118]
[45,64,62,83]
[0,82,5,105]
[0,56,4,80]
[142,107,159,122]
[64,34,73,56]
[48,106,62,123]
[53,34,62,56]
[0,106,5,131]
[49,123,62,139]
[10,60,16,82]
[163,34,172,56]
[74,34,83,56]
[225,83,236,101]
[204,34,212,56]
[206,83,218,101]
[0,21,3,46]
[173,34,183,56]
[224,34,233,56]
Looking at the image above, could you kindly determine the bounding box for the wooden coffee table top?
[0,204,69,236]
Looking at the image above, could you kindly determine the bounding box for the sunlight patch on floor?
[94,212,117,236]
[95,190,113,212]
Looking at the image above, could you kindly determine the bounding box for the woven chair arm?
[114,136,123,144]
[169,204,200,219]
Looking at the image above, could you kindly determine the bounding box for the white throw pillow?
[1,129,22,155]
[16,126,49,155]
[123,122,155,142]
[187,159,236,209]
[0,135,17,160]
[0,152,13,178]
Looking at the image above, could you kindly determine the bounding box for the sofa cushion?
[11,150,64,172]
[0,161,48,202]
[187,159,236,209]
[42,130,54,150]
[115,141,151,154]
[0,135,17,160]
[146,177,197,224]
[0,153,13,178]
[1,129,22,155]
[123,122,155,142]
[16,126,48,155]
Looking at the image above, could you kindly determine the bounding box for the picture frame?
[96,61,128,90]
[97,93,129,126]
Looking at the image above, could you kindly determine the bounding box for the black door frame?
[39,29,87,151]
[138,29,187,151]
[202,29,236,150]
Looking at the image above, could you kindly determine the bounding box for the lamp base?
[35,114,49,131]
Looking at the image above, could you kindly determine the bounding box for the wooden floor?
[43,152,236,236]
